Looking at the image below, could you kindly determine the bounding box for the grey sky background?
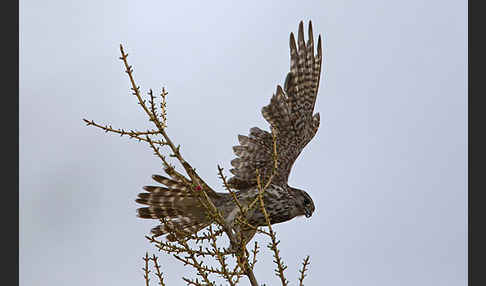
[20,1,467,285]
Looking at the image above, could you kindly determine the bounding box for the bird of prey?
[136,20,323,244]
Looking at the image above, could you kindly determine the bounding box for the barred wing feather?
[228,21,323,189]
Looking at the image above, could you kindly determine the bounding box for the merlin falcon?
[136,21,323,243]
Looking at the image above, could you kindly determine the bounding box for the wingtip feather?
[298,21,305,47]
[308,21,314,44]
[289,32,297,51]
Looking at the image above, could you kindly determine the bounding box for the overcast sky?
[20,1,467,285]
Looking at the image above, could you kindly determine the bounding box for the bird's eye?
[303,198,310,205]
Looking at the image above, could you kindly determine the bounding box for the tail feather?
[152,175,190,191]
[136,174,211,240]
[137,206,185,219]
[151,221,210,241]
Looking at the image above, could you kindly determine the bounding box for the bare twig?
[143,253,151,286]
[256,172,288,286]
[298,256,311,286]
[82,119,166,145]
[254,129,289,286]
[151,255,167,286]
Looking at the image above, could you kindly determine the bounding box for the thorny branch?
[84,44,311,286]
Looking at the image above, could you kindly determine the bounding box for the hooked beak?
[304,207,312,218]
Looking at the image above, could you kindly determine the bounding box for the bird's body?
[137,175,314,241]
[223,184,313,227]
[136,20,323,243]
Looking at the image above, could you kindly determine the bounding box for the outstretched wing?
[228,21,323,189]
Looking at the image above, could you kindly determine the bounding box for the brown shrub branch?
[84,44,311,286]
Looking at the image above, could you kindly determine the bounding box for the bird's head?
[290,187,315,218]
